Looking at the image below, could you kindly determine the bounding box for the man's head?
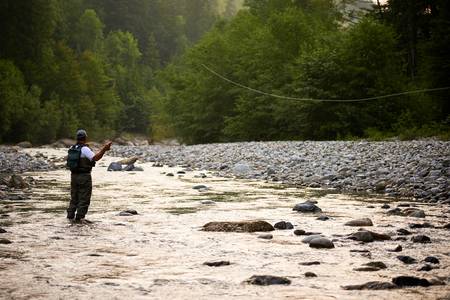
[76,129,87,143]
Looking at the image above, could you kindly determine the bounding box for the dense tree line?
[155,0,450,143]
[0,0,240,143]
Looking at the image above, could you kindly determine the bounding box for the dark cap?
[76,129,87,140]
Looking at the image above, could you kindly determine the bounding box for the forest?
[0,0,449,144]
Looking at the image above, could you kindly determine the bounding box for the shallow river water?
[0,149,449,300]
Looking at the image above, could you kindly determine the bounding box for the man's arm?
[93,142,112,161]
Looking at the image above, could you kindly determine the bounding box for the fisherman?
[66,129,112,222]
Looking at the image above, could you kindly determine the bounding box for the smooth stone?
[302,235,324,244]
[364,261,387,269]
[107,162,122,172]
[316,215,329,221]
[299,261,320,266]
[258,234,273,240]
[244,275,291,286]
[342,281,397,290]
[424,256,439,264]
[349,231,374,243]
[305,272,317,277]
[0,238,12,244]
[203,221,274,232]
[292,202,322,213]
[166,173,174,177]
[411,235,431,243]
[294,229,306,236]
[309,237,335,249]
[397,255,417,264]
[274,221,294,230]
[203,261,230,267]
[345,218,373,227]
[392,276,430,287]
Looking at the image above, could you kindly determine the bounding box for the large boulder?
[345,218,373,227]
[203,221,274,233]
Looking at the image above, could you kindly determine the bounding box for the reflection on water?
[0,148,449,299]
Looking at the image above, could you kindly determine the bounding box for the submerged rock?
[302,235,324,244]
[118,209,138,216]
[294,229,306,236]
[107,162,122,172]
[244,275,291,286]
[309,237,334,249]
[397,255,417,264]
[397,228,412,235]
[203,261,230,267]
[305,272,317,277]
[342,281,397,290]
[353,266,381,272]
[316,215,329,221]
[424,256,440,264]
[257,234,273,240]
[349,230,389,243]
[409,222,434,229]
[203,221,274,232]
[404,208,426,218]
[364,261,387,269]
[0,238,12,244]
[193,185,208,190]
[418,264,434,271]
[0,228,6,234]
[392,276,430,287]
[8,175,28,189]
[411,235,431,243]
[299,261,320,266]
[345,218,373,227]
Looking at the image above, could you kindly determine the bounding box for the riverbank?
[110,141,450,203]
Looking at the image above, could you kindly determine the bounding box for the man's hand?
[103,141,112,151]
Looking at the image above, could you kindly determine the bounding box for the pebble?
[193,185,208,190]
[397,228,411,235]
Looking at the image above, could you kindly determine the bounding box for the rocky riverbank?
[0,146,57,173]
[110,141,449,203]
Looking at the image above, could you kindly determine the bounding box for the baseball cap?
[76,129,87,140]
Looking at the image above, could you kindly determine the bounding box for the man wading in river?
[66,129,112,222]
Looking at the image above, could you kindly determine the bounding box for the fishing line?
[201,64,450,103]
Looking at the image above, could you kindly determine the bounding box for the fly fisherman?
[66,129,112,222]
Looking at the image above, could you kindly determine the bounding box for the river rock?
[418,264,434,271]
[409,222,434,229]
[107,162,122,171]
[411,235,431,243]
[397,255,417,264]
[345,218,373,227]
[203,261,230,267]
[118,209,138,216]
[397,228,411,235]
[364,261,387,269]
[0,228,6,233]
[193,185,208,190]
[244,275,291,285]
[316,215,329,221]
[203,221,274,232]
[0,238,12,244]
[342,281,397,290]
[404,208,426,218]
[353,266,381,272]
[274,221,293,230]
[388,245,402,252]
[392,276,430,287]
[8,175,28,189]
[424,256,440,264]
[293,202,322,213]
[309,237,334,249]
[200,200,215,205]
[302,235,324,244]
[294,229,306,236]
[299,261,320,266]
[349,231,374,243]
[305,272,317,277]
[381,204,390,209]
[258,234,273,240]
[16,141,32,148]
[166,173,174,176]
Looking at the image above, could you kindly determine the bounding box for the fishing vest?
[67,144,95,173]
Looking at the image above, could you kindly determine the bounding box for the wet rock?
[166,173,174,177]
[107,162,122,171]
[258,234,273,240]
[316,215,329,221]
[309,237,335,249]
[404,208,426,218]
[193,185,208,190]
[345,218,373,227]
[0,238,12,244]
[294,229,306,236]
[203,261,230,267]
[350,249,370,253]
[123,164,135,171]
[387,245,402,252]
[381,204,390,209]
[397,228,411,235]
[392,276,430,287]
[397,255,417,264]
[411,235,431,243]
[200,200,215,205]
[342,281,397,290]
[0,228,6,233]
[364,261,387,269]
[203,221,274,233]
[293,202,322,213]
[418,264,434,271]
[244,275,291,286]
[387,208,403,216]
[305,272,317,277]
[8,175,28,189]
[424,256,440,264]
[118,209,138,216]
[274,221,294,230]
[409,222,434,229]
[299,261,320,266]
[429,278,446,286]
[443,223,450,229]
[349,231,374,243]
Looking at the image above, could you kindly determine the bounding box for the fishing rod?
[201,64,450,103]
